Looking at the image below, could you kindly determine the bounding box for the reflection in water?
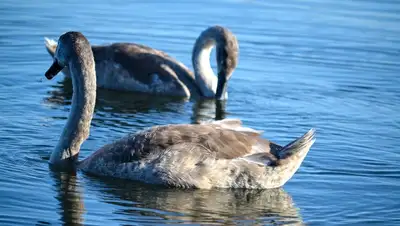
[192,99,227,123]
[44,78,227,126]
[44,78,188,114]
[85,176,304,225]
[50,171,85,226]
[49,170,304,225]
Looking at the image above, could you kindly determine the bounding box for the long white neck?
[49,54,96,167]
[192,42,218,98]
[192,26,238,99]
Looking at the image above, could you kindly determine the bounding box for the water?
[0,0,399,225]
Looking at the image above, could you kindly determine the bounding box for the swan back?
[79,119,316,189]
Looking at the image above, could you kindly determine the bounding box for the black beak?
[45,59,64,80]
[215,71,228,100]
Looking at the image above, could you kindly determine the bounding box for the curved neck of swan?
[192,38,228,99]
[192,43,218,98]
[49,53,96,168]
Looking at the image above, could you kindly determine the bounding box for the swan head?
[215,30,238,100]
[45,31,90,80]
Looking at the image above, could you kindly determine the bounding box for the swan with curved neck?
[45,31,316,189]
[44,26,238,99]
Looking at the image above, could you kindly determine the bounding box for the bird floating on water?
[44,31,316,189]
[44,25,238,100]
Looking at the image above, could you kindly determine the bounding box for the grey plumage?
[79,121,316,189]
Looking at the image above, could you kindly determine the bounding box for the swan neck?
[192,38,219,98]
[49,53,96,167]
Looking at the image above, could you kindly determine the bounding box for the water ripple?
[0,0,399,225]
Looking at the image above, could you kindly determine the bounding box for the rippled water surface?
[1,0,399,225]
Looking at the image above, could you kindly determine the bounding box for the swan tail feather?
[44,37,72,77]
[240,128,316,167]
[44,37,57,58]
[278,128,316,159]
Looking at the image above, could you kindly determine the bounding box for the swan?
[44,31,316,189]
[44,25,239,100]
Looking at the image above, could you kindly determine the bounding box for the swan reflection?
[44,78,227,127]
[44,78,188,113]
[50,171,85,226]
[51,174,304,225]
[192,99,227,123]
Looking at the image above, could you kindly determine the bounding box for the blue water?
[0,0,399,225]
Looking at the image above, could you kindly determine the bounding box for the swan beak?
[215,71,228,100]
[45,59,64,80]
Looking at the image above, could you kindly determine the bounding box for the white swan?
[44,31,316,189]
[44,25,239,100]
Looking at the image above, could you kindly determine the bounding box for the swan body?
[44,26,239,99]
[45,31,316,189]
